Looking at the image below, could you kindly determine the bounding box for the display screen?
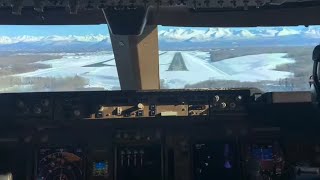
[93,161,109,176]
[193,142,236,179]
[37,148,84,180]
[251,145,273,160]
[95,162,107,170]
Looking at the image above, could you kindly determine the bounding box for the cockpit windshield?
[159,26,318,92]
[0,25,318,92]
[0,24,120,92]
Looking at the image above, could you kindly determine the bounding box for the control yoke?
[312,45,320,101]
[313,45,320,62]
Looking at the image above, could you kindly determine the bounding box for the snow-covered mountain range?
[1,26,320,52]
[158,27,298,42]
[0,34,110,44]
[158,27,320,50]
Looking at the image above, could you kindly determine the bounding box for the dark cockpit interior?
[1,0,320,180]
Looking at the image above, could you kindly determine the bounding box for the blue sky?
[0,24,110,36]
[0,24,314,37]
[0,24,181,36]
[0,25,182,36]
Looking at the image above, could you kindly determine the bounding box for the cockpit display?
[37,148,84,180]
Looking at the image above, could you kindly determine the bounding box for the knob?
[33,106,42,114]
[137,103,144,110]
[230,102,236,109]
[220,102,227,109]
[135,134,141,140]
[214,95,220,102]
[17,100,24,108]
[236,95,242,101]
[74,109,81,117]
[41,99,50,107]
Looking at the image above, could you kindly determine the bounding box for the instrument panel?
[0,89,318,180]
[0,0,299,12]
[0,89,250,123]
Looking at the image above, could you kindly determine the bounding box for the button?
[135,134,141,140]
[236,95,242,101]
[95,111,102,118]
[220,102,227,109]
[74,109,81,117]
[230,103,236,109]
[17,100,24,108]
[214,95,220,102]
[136,110,143,117]
[149,110,156,116]
[137,103,144,110]
[33,106,42,114]
[41,99,50,107]
[149,104,156,110]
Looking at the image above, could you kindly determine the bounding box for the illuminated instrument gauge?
[93,161,109,177]
[37,148,84,180]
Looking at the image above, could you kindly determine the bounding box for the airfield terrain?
[0,46,312,92]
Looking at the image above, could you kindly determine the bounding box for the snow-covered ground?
[15,52,121,90]
[14,51,295,90]
[160,51,294,88]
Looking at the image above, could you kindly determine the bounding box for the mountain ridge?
[1,27,320,52]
